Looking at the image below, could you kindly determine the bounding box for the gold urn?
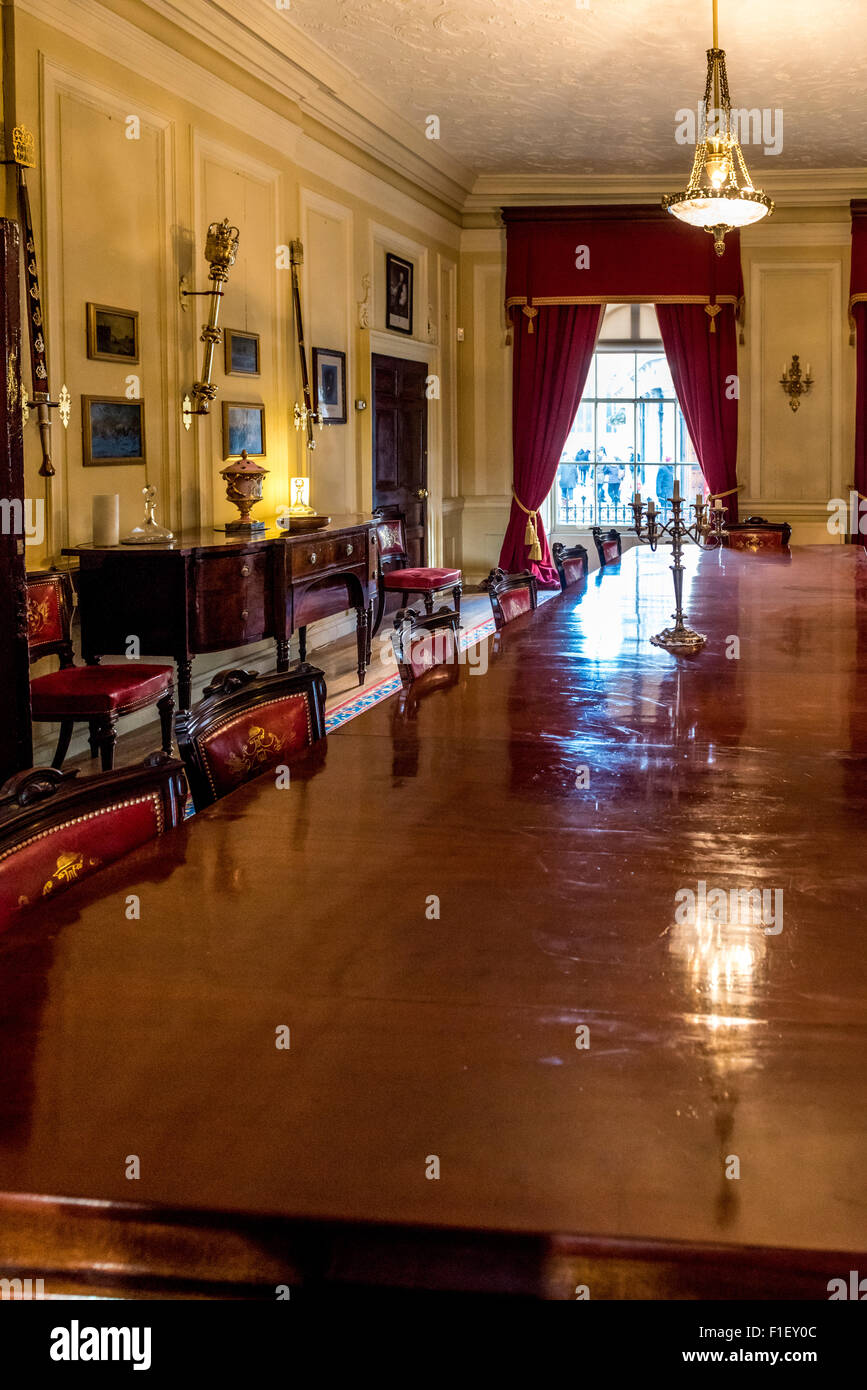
[220,450,269,533]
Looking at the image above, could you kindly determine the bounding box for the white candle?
[633,490,641,506]
[92,494,120,547]
[672,477,681,502]
[697,492,703,509]
[806,362,811,377]
[647,496,656,514]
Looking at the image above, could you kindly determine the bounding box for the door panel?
[372,354,428,569]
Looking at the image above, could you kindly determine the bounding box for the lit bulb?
[704,142,730,190]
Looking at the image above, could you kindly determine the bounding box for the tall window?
[553,304,703,529]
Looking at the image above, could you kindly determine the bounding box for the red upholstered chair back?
[483,568,539,630]
[391,607,460,687]
[0,757,187,932]
[724,517,792,552]
[26,569,74,666]
[375,515,407,563]
[591,527,623,568]
[175,665,327,810]
[552,542,589,592]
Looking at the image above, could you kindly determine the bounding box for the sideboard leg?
[177,659,193,711]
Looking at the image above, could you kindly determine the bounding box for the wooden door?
[0,217,33,780]
[372,354,428,566]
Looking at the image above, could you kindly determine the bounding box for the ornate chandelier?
[662,0,773,256]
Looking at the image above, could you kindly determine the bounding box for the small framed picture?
[386,253,413,336]
[313,347,347,424]
[86,303,139,363]
[221,401,266,458]
[82,396,146,466]
[224,328,260,377]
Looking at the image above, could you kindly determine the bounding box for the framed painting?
[386,253,413,336]
[221,401,266,458]
[86,304,139,363]
[313,347,347,424]
[81,396,146,467]
[224,328,260,377]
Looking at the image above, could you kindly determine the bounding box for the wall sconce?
[180,218,240,424]
[780,355,813,413]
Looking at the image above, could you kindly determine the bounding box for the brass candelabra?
[631,484,727,653]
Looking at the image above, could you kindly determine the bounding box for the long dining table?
[1,543,866,1300]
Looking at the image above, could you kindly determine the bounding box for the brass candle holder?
[631,486,727,653]
[779,355,813,412]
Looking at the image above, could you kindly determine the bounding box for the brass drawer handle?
[345,543,354,556]
[240,564,251,578]
[308,552,317,565]
[241,609,249,620]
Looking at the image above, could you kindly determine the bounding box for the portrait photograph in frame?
[221,401,266,458]
[313,347,347,424]
[82,396,146,467]
[224,328,260,377]
[386,253,413,336]
[86,303,139,363]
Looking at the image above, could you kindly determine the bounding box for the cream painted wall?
[11,3,460,577]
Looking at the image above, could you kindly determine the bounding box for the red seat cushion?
[0,792,166,928]
[197,693,313,801]
[30,664,173,718]
[408,630,457,679]
[383,567,461,591]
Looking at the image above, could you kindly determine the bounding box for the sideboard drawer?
[192,550,270,649]
[290,540,336,579]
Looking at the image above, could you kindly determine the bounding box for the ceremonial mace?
[289,241,322,481]
[631,480,727,653]
[3,127,69,559]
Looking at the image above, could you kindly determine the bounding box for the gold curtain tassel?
[522,305,538,334]
[705,303,722,334]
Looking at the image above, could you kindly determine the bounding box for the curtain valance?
[503,205,744,332]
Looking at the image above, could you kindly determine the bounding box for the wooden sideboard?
[63,517,378,708]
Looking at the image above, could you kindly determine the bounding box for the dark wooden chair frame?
[0,754,188,896]
[482,568,539,630]
[591,527,623,567]
[27,568,174,771]
[724,515,792,549]
[391,606,462,689]
[372,507,462,636]
[175,664,327,811]
[551,542,590,592]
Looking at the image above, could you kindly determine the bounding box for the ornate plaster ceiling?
[272,0,867,177]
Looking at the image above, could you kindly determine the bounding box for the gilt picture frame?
[82,396,146,467]
[86,303,139,363]
[224,328,260,377]
[221,401,266,459]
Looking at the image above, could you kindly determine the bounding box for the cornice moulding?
[466,170,867,213]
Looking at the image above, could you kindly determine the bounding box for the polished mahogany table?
[1,545,866,1299]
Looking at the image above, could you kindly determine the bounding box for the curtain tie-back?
[522,305,539,334]
[704,303,722,334]
[711,483,742,501]
[512,488,543,562]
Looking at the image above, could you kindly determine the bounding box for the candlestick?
[631,485,726,654]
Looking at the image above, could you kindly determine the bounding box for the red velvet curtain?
[656,303,740,522]
[499,304,602,586]
[850,201,867,511]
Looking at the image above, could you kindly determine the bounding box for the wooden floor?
[1,545,865,1299]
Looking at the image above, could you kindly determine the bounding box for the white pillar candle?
[92,494,120,547]
[672,477,681,502]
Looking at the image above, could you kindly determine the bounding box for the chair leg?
[51,720,75,770]
[95,715,118,772]
[452,583,462,619]
[299,626,307,662]
[422,591,434,616]
[88,720,101,760]
[157,691,175,755]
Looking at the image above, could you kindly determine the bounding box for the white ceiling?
[263,0,867,178]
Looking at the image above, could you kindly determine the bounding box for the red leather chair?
[391,606,461,689]
[175,664,327,811]
[27,570,175,771]
[552,542,589,591]
[373,511,462,634]
[483,568,538,630]
[591,527,623,567]
[0,756,187,932]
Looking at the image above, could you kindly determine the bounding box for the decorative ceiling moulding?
[140,0,474,211]
[466,171,867,216]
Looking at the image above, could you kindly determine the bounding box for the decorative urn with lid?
[220,450,269,533]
